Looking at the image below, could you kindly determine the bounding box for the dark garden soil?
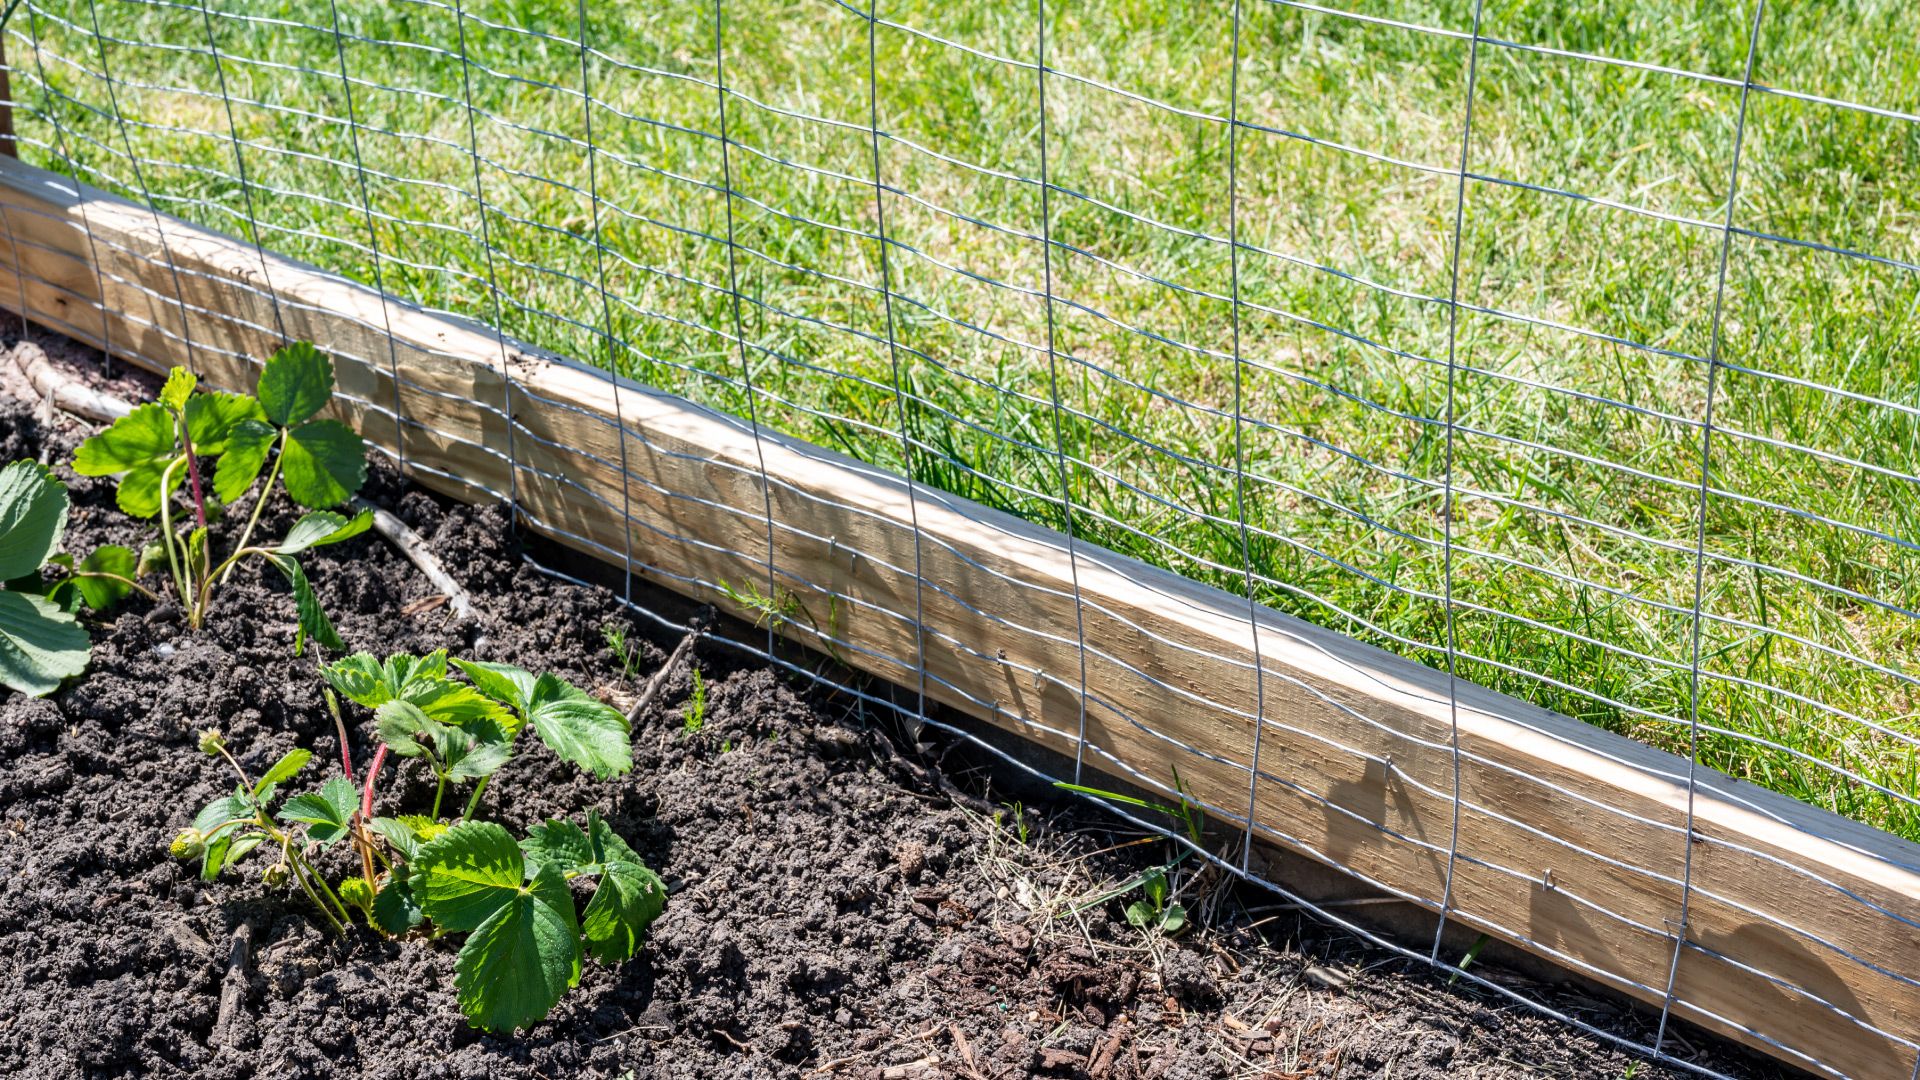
[0,337,1779,1079]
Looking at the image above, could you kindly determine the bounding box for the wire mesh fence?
[1,0,1917,1075]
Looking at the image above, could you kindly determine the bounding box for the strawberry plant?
[72,342,371,650]
[174,653,662,1032]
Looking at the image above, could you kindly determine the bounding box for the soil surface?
[0,338,1777,1079]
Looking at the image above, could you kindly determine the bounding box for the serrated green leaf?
[226,833,266,866]
[0,460,68,581]
[62,544,137,611]
[452,862,580,1033]
[442,726,511,781]
[582,856,665,962]
[281,420,366,509]
[275,508,372,555]
[74,403,174,476]
[369,816,419,861]
[411,820,527,933]
[0,590,90,697]
[114,458,186,520]
[192,793,253,882]
[254,748,312,795]
[159,367,196,413]
[373,876,424,934]
[324,651,513,732]
[527,674,631,780]
[257,341,333,427]
[192,794,252,838]
[278,776,357,846]
[375,699,442,757]
[264,553,343,654]
[182,392,266,455]
[450,659,537,720]
[213,419,276,504]
[519,812,663,963]
[518,818,595,877]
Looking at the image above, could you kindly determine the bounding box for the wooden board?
[0,155,1916,1078]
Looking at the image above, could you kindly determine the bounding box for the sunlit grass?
[11,0,1920,837]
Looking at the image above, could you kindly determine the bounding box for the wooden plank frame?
[0,156,1916,1078]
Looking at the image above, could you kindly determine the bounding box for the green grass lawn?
[11,0,1920,838]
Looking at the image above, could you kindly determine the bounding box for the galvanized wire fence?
[2,0,1918,1075]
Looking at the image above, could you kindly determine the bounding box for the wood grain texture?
[0,156,1915,1078]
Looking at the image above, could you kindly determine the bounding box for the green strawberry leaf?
[276,508,372,555]
[263,553,343,654]
[254,748,312,796]
[373,876,424,934]
[257,340,333,427]
[74,403,174,476]
[452,863,581,1032]
[278,776,357,846]
[370,814,446,861]
[580,816,665,963]
[375,699,443,757]
[281,420,366,509]
[213,419,277,504]
[0,590,90,697]
[55,544,138,611]
[324,651,513,729]
[450,659,537,719]
[441,725,511,781]
[0,461,68,580]
[183,392,267,454]
[114,459,187,520]
[518,818,595,877]
[526,674,631,780]
[192,793,253,881]
[159,366,196,413]
[411,820,530,932]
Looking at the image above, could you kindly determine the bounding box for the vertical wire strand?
[575,0,635,602]
[1429,0,1488,963]
[195,0,286,347]
[78,0,199,377]
[450,0,519,523]
[17,4,111,361]
[863,0,927,722]
[710,0,779,651]
[1033,0,1092,784]
[323,0,404,472]
[1225,0,1271,869]
[1656,0,1766,1053]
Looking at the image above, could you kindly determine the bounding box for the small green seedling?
[0,461,94,696]
[681,667,707,734]
[173,729,355,933]
[996,801,1030,846]
[1054,766,1206,847]
[1124,868,1187,934]
[602,622,638,682]
[72,343,370,650]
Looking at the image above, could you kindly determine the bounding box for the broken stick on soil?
[350,497,473,621]
[212,923,253,1050]
[626,608,714,726]
[8,339,129,423]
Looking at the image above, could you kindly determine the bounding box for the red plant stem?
[179,426,209,528]
[361,744,388,820]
